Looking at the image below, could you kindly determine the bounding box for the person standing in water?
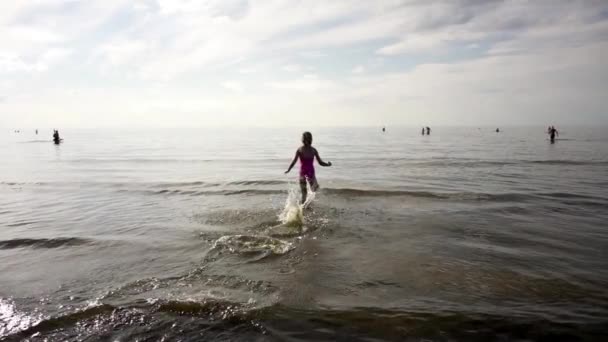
[53,130,61,144]
[426,126,431,135]
[549,126,558,143]
[421,127,425,135]
[285,132,332,204]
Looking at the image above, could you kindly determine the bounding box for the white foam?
[0,298,42,337]
[278,185,315,227]
[213,235,294,255]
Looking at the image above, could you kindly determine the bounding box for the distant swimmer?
[53,130,61,144]
[285,131,332,204]
[421,127,425,135]
[496,128,500,133]
[426,126,431,135]
[549,126,558,143]
[382,127,386,132]
[35,129,38,135]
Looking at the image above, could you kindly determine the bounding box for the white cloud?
[267,74,335,92]
[0,53,30,73]
[37,47,72,71]
[238,66,258,74]
[352,65,365,74]
[377,34,444,55]
[98,40,149,66]
[1,0,607,127]
[222,81,244,92]
[282,64,301,72]
[0,47,71,73]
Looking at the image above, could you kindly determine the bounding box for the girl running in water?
[285,132,332,204]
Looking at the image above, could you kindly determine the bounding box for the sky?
[1,0,607,128]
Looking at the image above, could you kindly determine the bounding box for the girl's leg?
[299,177,308,204]
[309,176,319,192]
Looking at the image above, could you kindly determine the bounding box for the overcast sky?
[1,0,607,128]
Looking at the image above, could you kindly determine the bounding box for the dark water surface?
[1,127,607,341]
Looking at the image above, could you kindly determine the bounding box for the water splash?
[0,298,42,337]
[209,185,315,258]
[213,235,293,255]
[278,186,315,227]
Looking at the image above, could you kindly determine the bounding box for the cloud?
[0,47,72,73]
[352,65,365,74]
[282,64,301,72]
[376,34,445,55]
[238,66,258,74]
[267,74,335,92]
[97,40,149,66]
[222,81,244,92]
[1,0,607,127]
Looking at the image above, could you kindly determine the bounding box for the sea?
[1,126,607,341]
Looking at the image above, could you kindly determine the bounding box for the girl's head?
[302,131,313,146]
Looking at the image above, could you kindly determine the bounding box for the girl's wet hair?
[302,131,313,146]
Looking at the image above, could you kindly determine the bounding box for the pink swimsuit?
[299,155,315,180]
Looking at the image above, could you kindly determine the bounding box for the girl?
[285,132,332,204]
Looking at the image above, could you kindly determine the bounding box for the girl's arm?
[285,150,299,174]
[314,148,332,167]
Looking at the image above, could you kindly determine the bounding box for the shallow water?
[1,126,608,341]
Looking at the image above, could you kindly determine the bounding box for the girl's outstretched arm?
[285,150,299,174]
[314,148,332,167]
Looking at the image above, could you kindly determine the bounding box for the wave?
[115,187,608,206]
[16,140,52,143]
[535,192,604,200]
[147,189,283,196]
[0,181,46,186]
[150,188,479,199]
[0,237,92,250]
[4,299,607,341]
[3,298,252,341]
[403,159,608,167]
[154,180,286,188]
[48,155,608,166]
[1,179,286,188]
[0,299,43,338]
[528,160,608,166]
[152,181,219,187]
[255,305,608,341]
[227,180,287,186]
[323,188,608,202]
[5,221,40,227]
[212,234,294,257]
[58,158,288,164]
[3,180,606,205]
[3,304,116,340]
[323,188,530,201]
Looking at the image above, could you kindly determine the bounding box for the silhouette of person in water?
[496,128,500,133]
[421,127,425,135]
[285,132,332,204]
[426,126,431,135]
[53,130,61,144]
[35,129,38,135]
[382,127,386,132]
[549,126,558,143]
